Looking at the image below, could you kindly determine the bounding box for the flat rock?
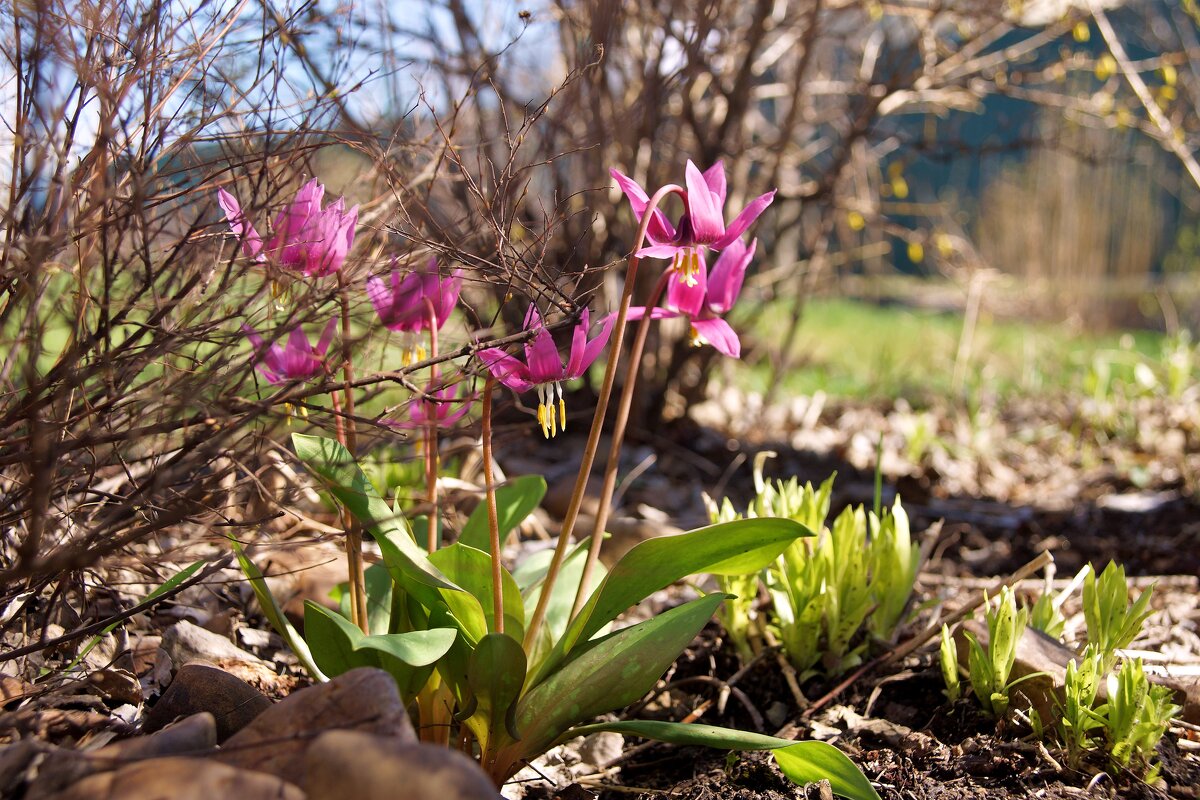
[41,756,304,800]
[306,729,497,800]
[216,666,415,783]
[143,664,270,742]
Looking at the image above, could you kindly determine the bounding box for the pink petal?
[367,276,392,322]
[610,168,677,246]
[634,244,686,260]
[666,258,708,317]
[523,304,545,331]
[217,188,264,260]
[574,312,614,378]
[565,309,591,377]
[316,318,338,356]
[691,317,741,358]
[714,190,775,249]
[706,238,755,315]
[684,161,725,245]
[621,306,682,323]
[701,161,727,207]
[524,327,564,383]
[478,348,534,393]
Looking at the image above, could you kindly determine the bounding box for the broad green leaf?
[304,601,374,677]
[363,563,394,636]
[355,628,458,699]
[774,741,881,800]
[532,518,809,684]
[356,628,457,666]
[459,475,547,552]
[462,633,527,753]
[291,433,458,594]
[564,721,880,800]
[232,540,326,681]
[507,593,725,765]
[429,543,525,643]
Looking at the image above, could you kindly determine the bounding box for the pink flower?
[386,380,474,429]
[477,306,613,438]
[217,179,358,277]
[624,238,756,359]
[367,258,462,334]
[242,319,337,384]
[611,161,773,288]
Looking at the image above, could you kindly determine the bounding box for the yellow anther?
[415,344,428,362]
[559,398,566,432]
[537,403,549,438]
[401,348,414,367]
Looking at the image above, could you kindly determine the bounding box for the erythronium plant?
[624,237,755,358]
[218,178,358,277]
[243,319,337,384]
[611,160,774,287]
[231,167,879,799]
[368,257,463,365]
[478,306,613,438]
[220,178,368,627]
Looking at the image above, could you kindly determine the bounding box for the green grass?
[734,296,1171,403]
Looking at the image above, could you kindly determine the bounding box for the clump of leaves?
[961,586,1036,718]
[1083,561,1154,673]
[1101,657,1180,783]
[707,457,920,678]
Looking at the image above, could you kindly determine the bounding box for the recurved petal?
[217,188,265,260]
[611,168,677,245]
[565,308,591,377]
[574,311,615,378]
[714,190,775,250]
[478,348,535,393]
[634,244,685,260]
[691,317,741,358]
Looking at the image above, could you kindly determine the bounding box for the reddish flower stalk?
[481,377,503,634]
[521,182,685,652]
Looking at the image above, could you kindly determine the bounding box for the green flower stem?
[522,182,685,652]
[571,267,672,618]
[481,377,503,634]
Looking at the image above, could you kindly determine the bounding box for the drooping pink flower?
[217,179,358,277]
[624,238,756,359]
[367,258,462,334]
[385,380,474,430]
[477,306,613,438]
[611,161,774,288]
[242,319,337,384]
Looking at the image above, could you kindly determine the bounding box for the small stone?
[161,620,266,668]
[143,663,270,742]
[305,730,497,800]
[216,666,415,783]
[40,756,304,800]
[160,620,293,694]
